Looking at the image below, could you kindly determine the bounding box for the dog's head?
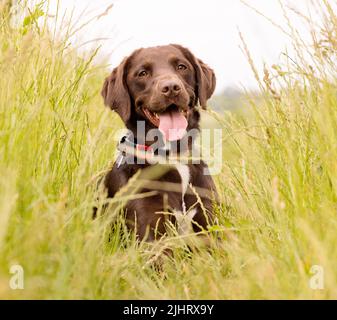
[101,44,216,141]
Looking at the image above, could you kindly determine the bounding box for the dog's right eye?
[138,70,148,77]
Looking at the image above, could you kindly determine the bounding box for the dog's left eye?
[177,64,187,71]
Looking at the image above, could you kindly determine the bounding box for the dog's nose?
[160,80,181,97]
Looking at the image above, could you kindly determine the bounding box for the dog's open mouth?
[142,104,188,141]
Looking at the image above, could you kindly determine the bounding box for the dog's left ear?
[195,58,216,109]
[101,58,131,122]
[172,44,216,109]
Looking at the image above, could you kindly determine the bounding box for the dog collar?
[116,135,170,168]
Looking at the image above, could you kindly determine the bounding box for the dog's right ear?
[101,58,131,123]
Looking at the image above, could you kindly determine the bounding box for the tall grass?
[0,0,336,299]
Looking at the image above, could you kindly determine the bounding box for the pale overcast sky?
[47,0,314,93]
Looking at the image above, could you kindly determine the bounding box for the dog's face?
[101,44,216,141]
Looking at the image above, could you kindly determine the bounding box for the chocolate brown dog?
[100,44,217,241]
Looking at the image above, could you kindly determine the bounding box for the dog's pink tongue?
[159,110,188,141]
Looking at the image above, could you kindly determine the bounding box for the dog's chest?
[175,163,190,196]
[173,164,198,234]
[123,162,195,230]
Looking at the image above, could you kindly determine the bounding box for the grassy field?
[0,1,336,299]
